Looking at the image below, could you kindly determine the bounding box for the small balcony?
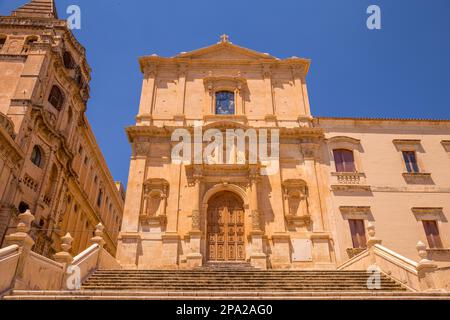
[330,172,371,192]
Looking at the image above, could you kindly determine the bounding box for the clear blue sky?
[2,0,450,187]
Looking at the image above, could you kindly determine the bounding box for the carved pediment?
[176,36,277,61]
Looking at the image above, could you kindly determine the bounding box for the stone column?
[176,63,187,116]
[137,64,158,122]
[249,170,267,270]
[300,141,325,231]
[292,65,307,115]
[54,233,76,290]
[186,172,203,268]
[263,64,275,115]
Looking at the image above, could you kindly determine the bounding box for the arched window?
[22,36,38,53]
[0,35,6,50]
[215,91,235,115]
[48,85,64,111]
[333,149,356,173]
[30,145,43,168]
[63,51,75,69]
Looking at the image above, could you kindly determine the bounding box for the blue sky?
[1,0,450,186]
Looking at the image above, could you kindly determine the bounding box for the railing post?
[416,241,438,292]
[54,233,74,264]
[3,210,35,290]
[54,233,74,290]
[90,223,105,268]
[90,223,105,248]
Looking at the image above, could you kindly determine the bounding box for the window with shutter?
[422,220,443,249]
[402,151,420,173]
[333,149,356,173]
[349,219,367,249]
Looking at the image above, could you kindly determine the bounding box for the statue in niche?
[283,180,311,228]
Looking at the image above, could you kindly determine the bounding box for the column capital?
[300,142,321,160]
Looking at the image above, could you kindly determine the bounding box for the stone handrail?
[98,247,122,270]
[338,244,421,291]
[0,245,20,296]
[0,216,121,295]
[17,251,65,290]
[337,224,449,292]
[72,244,101,283]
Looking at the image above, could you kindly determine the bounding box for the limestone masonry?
[1,0,449,297]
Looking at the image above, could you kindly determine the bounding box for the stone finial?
[90,223,105,247]
[367,223,376,238]
[416,241,431,264]
[3,210,35,249]
[17,210,35,233]
[366,222,382,248]
[416,241,437,277]
[54,233,74,264]
[60,233,73,253]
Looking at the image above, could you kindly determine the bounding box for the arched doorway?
[207,191,245,262]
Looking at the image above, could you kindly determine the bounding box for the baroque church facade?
[0,1,124,257]
[117,35,450,270]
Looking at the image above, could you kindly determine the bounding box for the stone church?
[1,0,450,299]
[116,35,450,271]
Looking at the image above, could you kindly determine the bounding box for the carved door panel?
[207,192,245,261]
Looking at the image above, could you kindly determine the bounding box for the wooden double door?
[207,192,245,261]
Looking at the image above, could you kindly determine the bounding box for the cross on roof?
[220,34,230,43]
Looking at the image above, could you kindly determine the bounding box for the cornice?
[139,56,310,74]
[126,124,324,142]
[0,125,24,163]
[316,116,450,125]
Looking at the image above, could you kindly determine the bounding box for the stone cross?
[220,34,229,43]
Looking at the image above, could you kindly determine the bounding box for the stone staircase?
[80,269,407,292]
[11,269,449,300]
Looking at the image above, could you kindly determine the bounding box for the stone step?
[82,284,406,291]
[91,271,377,274]
[90,274,380,279]
[84,278,399,283]
[84,279,399,284]
[6,290,450,300]
[83,270,406,293]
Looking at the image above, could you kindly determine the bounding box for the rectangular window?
[349,219,367,249]
[333,149,356,172]
[402,151,420,173]
[423,220,443,249]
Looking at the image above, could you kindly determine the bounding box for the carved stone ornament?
[132,142,150,157]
